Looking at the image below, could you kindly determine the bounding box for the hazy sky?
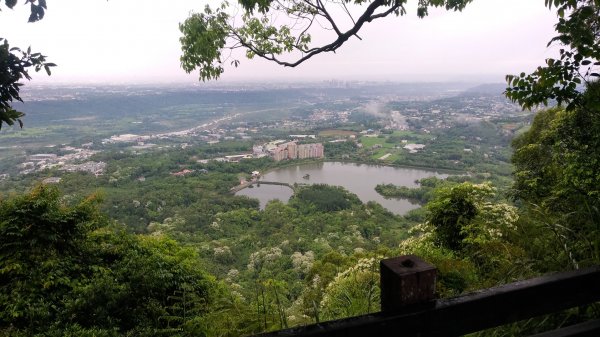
[0,0,559,84]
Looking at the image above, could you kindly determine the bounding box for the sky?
[0,0,560,84]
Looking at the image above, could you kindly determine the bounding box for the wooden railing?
[253,255,600,337]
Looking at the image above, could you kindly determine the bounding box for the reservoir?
[236,162,448,215]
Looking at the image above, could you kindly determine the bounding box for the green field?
[359,136,390,148]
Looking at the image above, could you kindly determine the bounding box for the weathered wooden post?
[380,255,437,312]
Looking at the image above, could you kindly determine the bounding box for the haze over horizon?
[1,0,559,84]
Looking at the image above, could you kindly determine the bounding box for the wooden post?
[380,255,437,312]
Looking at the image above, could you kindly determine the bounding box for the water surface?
[236,162,448,215]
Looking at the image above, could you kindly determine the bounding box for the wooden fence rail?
[253,255,600,337]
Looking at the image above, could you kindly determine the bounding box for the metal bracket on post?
[380,255,437,312]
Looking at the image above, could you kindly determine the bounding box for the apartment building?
[269,141,324,161]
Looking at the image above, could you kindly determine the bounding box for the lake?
[235,162,449,215]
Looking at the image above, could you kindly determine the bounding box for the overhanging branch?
[235,0,402,67]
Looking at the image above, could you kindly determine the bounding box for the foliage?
[0,1,48,23]
[290,184,361,213]
[179,0,472,80]
[5,0,600,331]
[179,3,230,81]
[0,185,222,336]
[0,1,54,129]
[0,125,534,336]
[179,0,598,114]
[505,0,600,110]
[426,182,519,250]
[319,257,380,320]
[0,39,55,129]
[323,140,358,159]
[397,181,529,300]
[511,82,600,269]
[426,182,483,250]
[419,182,529,287]
[397,224,479,296]
[375,176,468,203]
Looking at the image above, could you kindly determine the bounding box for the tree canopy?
[505,0,600,110]
[179,0,473,81]
[0,0,54,130]
[0,185,222,336]
[180,0,599,113]
[510,81,600,269]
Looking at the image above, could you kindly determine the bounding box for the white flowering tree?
[425,182,519,251]
[319,256,380,320]
[397,182,527,294]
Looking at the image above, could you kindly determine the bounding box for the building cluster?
[403,143,426,153]
[61,161,107,176]
[17,147,102,175]
[309,109,350,123]
[262,141,324,162]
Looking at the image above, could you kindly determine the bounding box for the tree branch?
[239,0,398,67]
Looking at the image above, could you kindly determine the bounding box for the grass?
[377,153,402,162]
[360,136,386,148]
[371,148,404,161]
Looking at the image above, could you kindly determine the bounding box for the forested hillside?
[2,0,600,335]
[2,80,600,334]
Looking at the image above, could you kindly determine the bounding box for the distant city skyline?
[1,0,559,84]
